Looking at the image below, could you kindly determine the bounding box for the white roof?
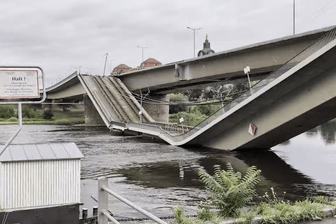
[0,143,84,162]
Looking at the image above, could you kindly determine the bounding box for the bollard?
[82,208,88,220]
[93,206,98,217]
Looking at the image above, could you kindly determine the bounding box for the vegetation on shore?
[168,82,251,127]
[0,105,85,125]
[174,163,335,224]
[169,93,222,126]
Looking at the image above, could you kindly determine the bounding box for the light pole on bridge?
[187,26,201,57]
[137,46,148,63]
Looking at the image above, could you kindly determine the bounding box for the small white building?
[0,143,83,210]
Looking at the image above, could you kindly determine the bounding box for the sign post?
[244,66,253,95]
[0,67,46,156]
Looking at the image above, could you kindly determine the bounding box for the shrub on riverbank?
[174,164,334,224]
[0,105,15,118]
[0,110,84,125]
[22,105,41,118]
[169,112,207,126]
[198,163,261,217]
[169,93,226,127]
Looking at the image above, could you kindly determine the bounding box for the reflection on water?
[306,121,336,144]
[115,150,319,201]
[1,121,336,218]
[273,120,336,187]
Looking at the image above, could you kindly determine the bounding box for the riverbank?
[0,111,85,125]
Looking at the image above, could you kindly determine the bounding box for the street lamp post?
[137,46,148,63]
[102,53,109,76]
[293,0,296,35]
[187,26,201,57]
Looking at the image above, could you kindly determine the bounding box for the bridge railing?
[98,177,167,224]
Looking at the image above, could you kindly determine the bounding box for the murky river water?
[1,122,336,220]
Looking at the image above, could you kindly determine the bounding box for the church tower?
[197,34,215,57]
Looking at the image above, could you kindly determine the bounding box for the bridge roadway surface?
[46,26,336,151]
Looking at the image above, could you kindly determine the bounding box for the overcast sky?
[0,0,335,86]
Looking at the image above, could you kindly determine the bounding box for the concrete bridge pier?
[142,94,170,123]
[84,94,105,125]
[42,99,55,111]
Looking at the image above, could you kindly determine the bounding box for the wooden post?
[98,177,108,224]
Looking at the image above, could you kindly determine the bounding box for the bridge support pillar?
[84,94,105,125]
[142,94,170,123]
[42,99,55,110]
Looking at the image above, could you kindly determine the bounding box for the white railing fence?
[98,177,167,224]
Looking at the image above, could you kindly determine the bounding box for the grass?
[175,199,332,224]
[169,112,207,127]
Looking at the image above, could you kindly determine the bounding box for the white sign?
[0,70,39,99]
[179,117,184,123]
[244,66,250,74]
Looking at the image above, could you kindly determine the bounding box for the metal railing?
[98,177,167,224]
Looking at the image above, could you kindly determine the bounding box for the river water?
[0,122,336,220]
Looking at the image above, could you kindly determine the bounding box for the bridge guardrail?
[98,177,167,224]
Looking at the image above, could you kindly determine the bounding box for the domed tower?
[197,34,215,57]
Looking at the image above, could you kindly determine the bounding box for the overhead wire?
[103,75,249,106]
[298,0,336,30]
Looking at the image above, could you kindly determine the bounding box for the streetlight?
[102,53,109,76]
[137,46,148,63]
[293,0,296,35]
[187,26,201,57]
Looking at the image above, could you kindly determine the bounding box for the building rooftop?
[0,142,84,162]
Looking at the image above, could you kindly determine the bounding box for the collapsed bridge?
[46,26,336,151]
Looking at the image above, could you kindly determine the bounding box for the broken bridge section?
[78,75,154,130]
[79,27,336,151]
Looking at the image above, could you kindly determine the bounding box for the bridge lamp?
[187,27,201,57]
[137,46,148,63]
[244,66,253,95]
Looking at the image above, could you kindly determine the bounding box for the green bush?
[42,108,54,120]
[169,93,188,114]
[169,112,207,126]
[0,105,15,118]
[198,163,261,217]
[6,117,18,122]
[198,102,222,116]
[22,105,40,118]
[174,207,194,224]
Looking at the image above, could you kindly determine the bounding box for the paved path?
[297,217,336,224]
